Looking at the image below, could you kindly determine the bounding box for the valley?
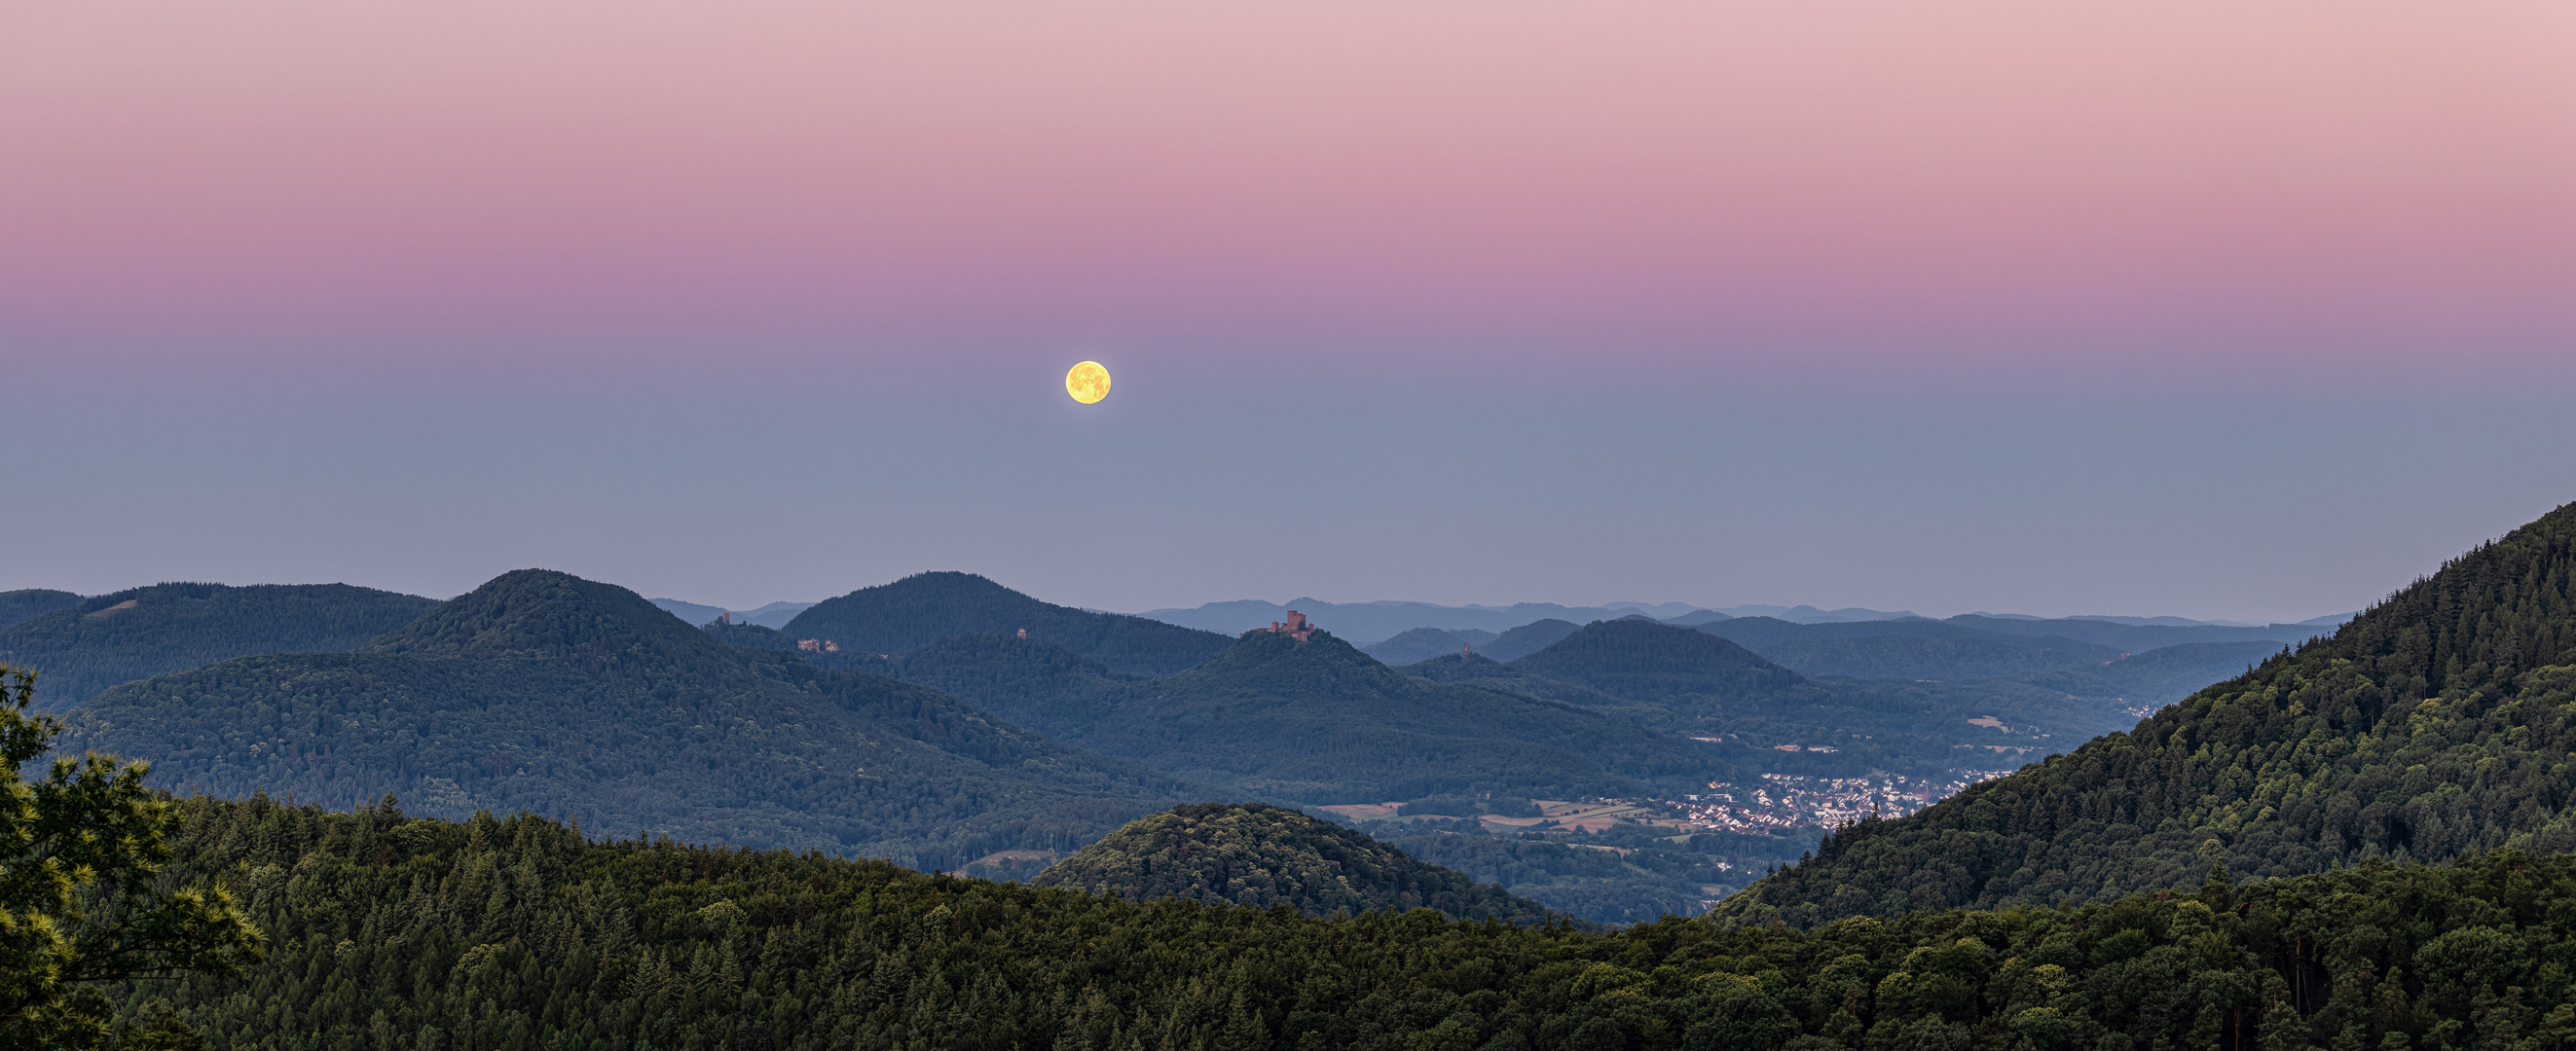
[2,561,2356,924]
[3,498,2570,1051]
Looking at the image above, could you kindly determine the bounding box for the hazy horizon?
[7,1,2569,626]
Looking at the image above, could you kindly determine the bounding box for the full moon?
[1065,361,1112,404]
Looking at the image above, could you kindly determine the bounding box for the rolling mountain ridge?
[878,627,1730,803]
[60,569,1184,867]
[0,588,82,629]
[1716,499,2576,925]
[787,571,1232,673]
[1,582,440,708]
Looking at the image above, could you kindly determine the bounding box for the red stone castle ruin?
[1248,610,1316,642]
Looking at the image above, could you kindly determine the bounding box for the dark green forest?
[0,586,82,628]
[0,582,439,708]
[1401,647,2092,782]
[1507,620,1811,711]
[58,570,1181,868]
[1718,501,2576,925]
[1029,804,1561,927]
[102,797,2576,1051]
[1357,628,1495,667]
[1371,829,1767,926]
[784,572,1233,674]
[1477,619,1582,663]
[879,627,1728,803]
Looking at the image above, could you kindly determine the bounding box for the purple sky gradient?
[4,2,2570,619]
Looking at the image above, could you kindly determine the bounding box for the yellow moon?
[1065,360,1111,404]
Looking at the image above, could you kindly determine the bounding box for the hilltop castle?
[1247,610,1316,642]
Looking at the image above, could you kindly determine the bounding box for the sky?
[3,1,2571,622]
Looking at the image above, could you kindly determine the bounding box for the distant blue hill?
[1136,598,1918,644]
[647,598,813,630]
[1142,597,2350,647]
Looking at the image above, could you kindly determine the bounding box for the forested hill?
[892,627,1726,802]
[0,587,81,629]
[116,796,2576,1049]
[58,569,1184,867]
[1716,499,2576,926]
[1698,616,2122,680]
[1406,625,2107,779]
[1031,803,1560,925]
[0,581,439,708]
[1507,619,1809,708]
[1479,618,1581,662]
[785,571,1233,673]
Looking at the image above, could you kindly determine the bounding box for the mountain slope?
[1406,632,2120,779]
[117,799,2576,1049]
[58,569,1183,867]
[1031,803,1561,924]
[0,582,440,708]
[0,588,81,629]
[1479,618,1581,662]
[893,628,1726,802]
[1138,598,1699,643]
[786,571,1231,673]
[1752,634,2117,679]
[885,631,1138,713]
[1716,499,2576,925]
[1360,626,1482,665]
[1507,619,1809,708]
[1944,613,2328,650]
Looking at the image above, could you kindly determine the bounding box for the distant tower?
[1247,610,1317,641]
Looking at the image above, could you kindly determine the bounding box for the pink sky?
[6,1,2569,373]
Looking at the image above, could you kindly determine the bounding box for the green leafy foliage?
[784,572,1233,674]
[1030,804,1561,925]
[0,583,438,709]
[1719,499,2576,925]
[56,570,1182,869]
[890,629,1730,803]
[104,797,2576,1050]
[0,667,261,1049]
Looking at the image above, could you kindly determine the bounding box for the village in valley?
[1318,767,2019,843]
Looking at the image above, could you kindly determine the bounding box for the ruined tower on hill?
[1247,610,1316,641]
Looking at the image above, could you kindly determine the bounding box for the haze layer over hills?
[1718,499,2576,925]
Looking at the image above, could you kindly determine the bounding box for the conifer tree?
[0,667,261,1048]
